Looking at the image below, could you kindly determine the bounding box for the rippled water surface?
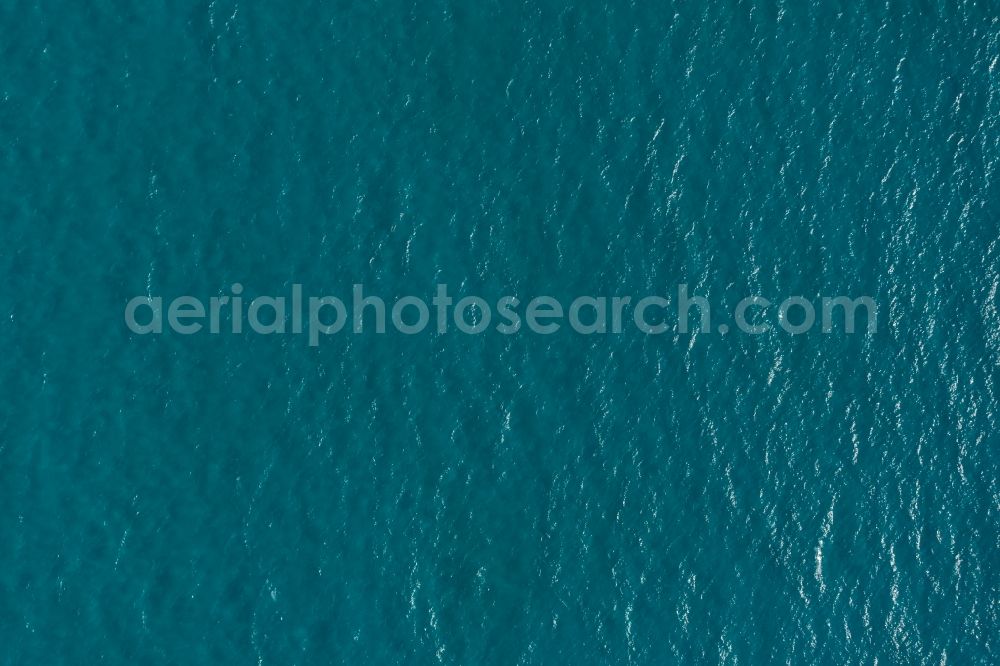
[2,2,999,663]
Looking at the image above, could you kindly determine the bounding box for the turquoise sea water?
[3,1,999,663]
